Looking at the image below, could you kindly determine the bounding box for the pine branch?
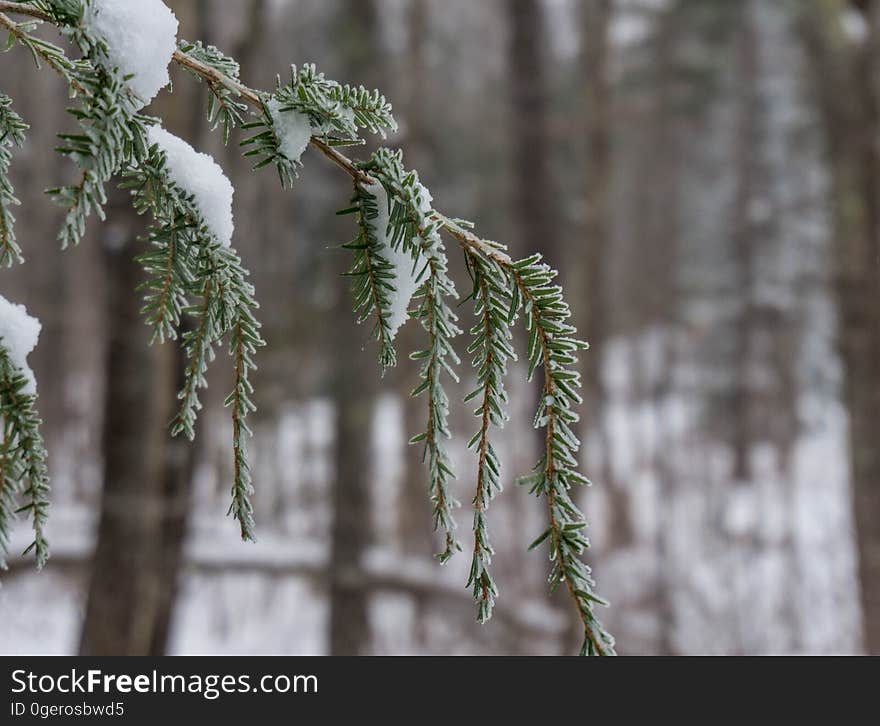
[341,181,398,371]
[2,0,521,265]
[241,64,397,187]
[0,0,614,652]
[0,10,86,93]
[512,255,615,656]
[136,222,192,344]
[0,92,26,266]
[364,149,462,563]
[464,246,515,622]
[177,39,247,145]
[125,137,264,539]
[0,344,49,569]
[226,313,258,542]
[171,278,215,440]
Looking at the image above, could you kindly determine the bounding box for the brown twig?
[0,1,512,266]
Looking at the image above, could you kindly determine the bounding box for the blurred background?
[0,0,877,655]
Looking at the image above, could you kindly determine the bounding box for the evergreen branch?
[47,27,150,248]
[125,138,264,539]
[0,343,49,569]
[241,64,397,187]
[170,278,215,439]
[226,312,258,542]
[511,255,614,656]
[0,92,26,266]
[0,1,526,264]
[177,39,247,145]
[341,181,397,370]
[0,10,86,93]
[135,222,192,344]
[364,149,462,563]
[464,246,515,623]
[0,0,615,651]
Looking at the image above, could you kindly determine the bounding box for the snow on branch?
[0,0,612,654]
[147,125,235,248]
[0,294,47,568]
[0,93,26,266]
[84,0,178,110]
[0,294,41,396]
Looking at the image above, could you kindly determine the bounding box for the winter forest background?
[1,0,878,655]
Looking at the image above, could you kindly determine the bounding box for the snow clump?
[0,295,41,395]
[364,182,427,341]
[84,0,179,109]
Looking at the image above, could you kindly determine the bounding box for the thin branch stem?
[0,2,47,21]
[0,0,607,651]
[0,11,87,94]
[512,273,611,657]
[0,1,512,267]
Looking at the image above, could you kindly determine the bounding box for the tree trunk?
[800,0,880,653]
[328,0,382,655]
[844,0,880,654]
[581,0,612,432]
[508,0,556,264]
[508,0,557,471]
[730,2,760,483]
[79,0,205,656]
[508,0,573,651]
[79,202,178,655]
[396,0,435,558]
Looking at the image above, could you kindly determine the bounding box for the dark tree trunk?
[730,3,760,483]
[79,0,205,656]
[800,0,880,653]
[508,0,558,474]
[581,0,612,432]
[508,0,574,652]
[79,204,178,655]
[508,0,556,264]
[847,0,880,654]
[643,3,682,655]
[396,0,435,559]
[327,0,382,655]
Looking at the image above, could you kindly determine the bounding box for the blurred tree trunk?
[581,0,611,434]
[78,199,179,655]
[850,0,880,654]
[581,0,636,555]
[508,0,556,473]
[79,0,204,656]
[643,3,682,655]
[801,0,880,654]
[730,2,760,483]
[328,0,382,655]
[507,0,572,650]
[397,0,434,558]
[508,0,556,265]
[147,0,213,653]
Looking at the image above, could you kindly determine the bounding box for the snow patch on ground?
[84,0,178,110]
[147,126,235,248]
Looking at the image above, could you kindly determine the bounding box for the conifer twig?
[0,1,515,264]
[0,0,612,653]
